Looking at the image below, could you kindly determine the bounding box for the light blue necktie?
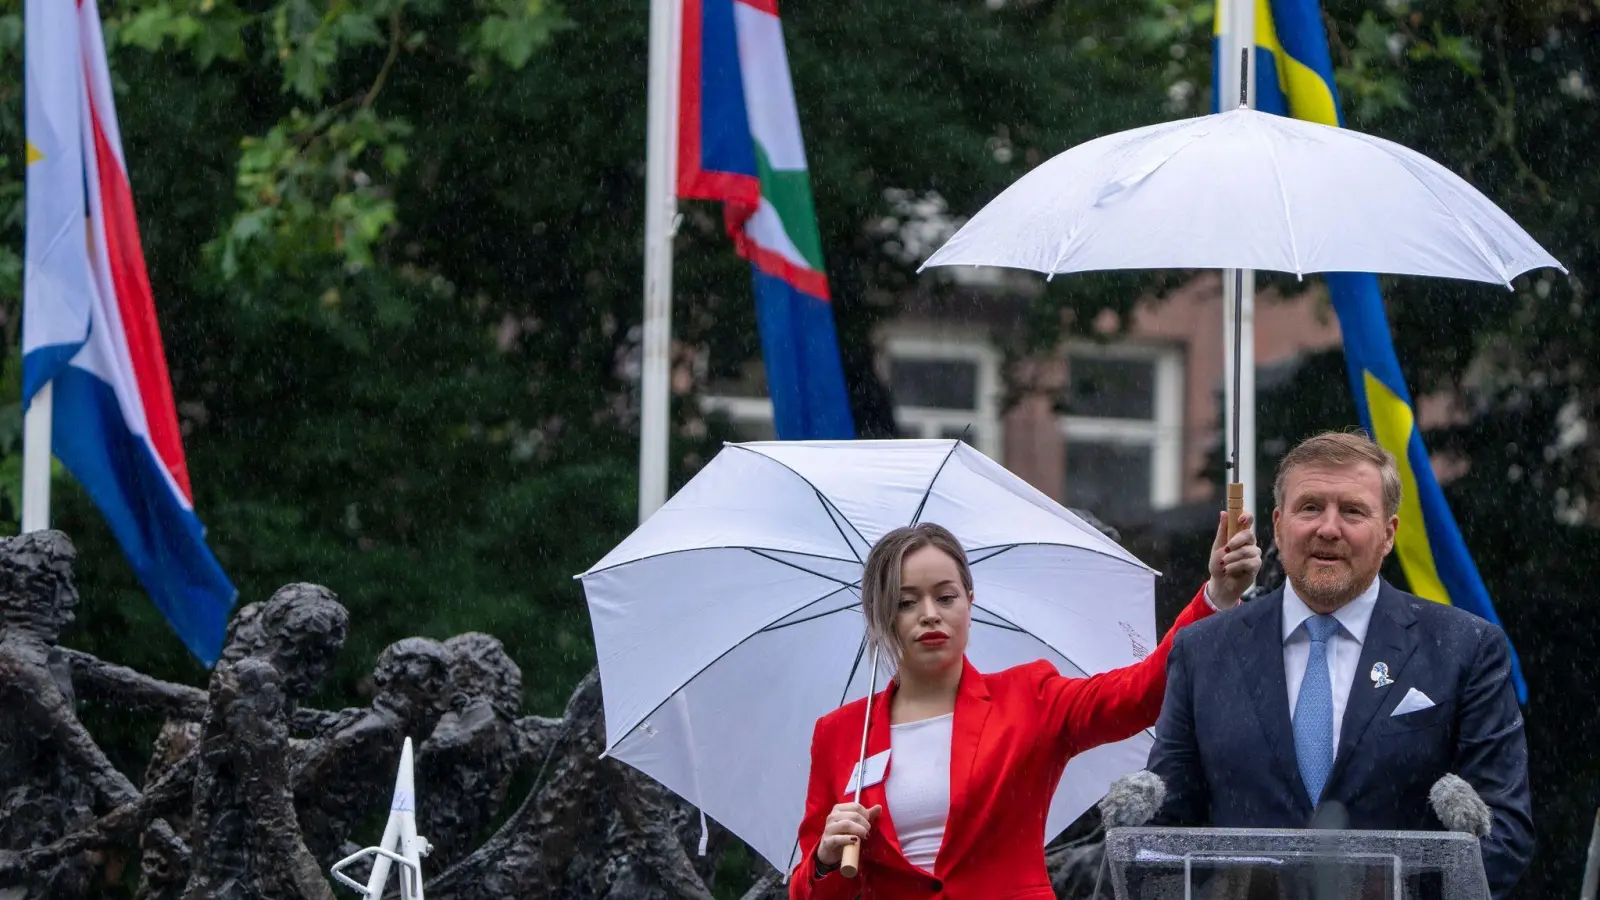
[1293,614,1340,805]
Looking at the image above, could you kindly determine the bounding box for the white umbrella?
[919,99,1565,533]
[918,105,1563,285]
[578,439,1163,873]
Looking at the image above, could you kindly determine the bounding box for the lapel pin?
[1370,662,1394,688]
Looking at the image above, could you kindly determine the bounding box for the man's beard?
[1289,550,1375,612]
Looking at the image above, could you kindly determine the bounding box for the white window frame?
[883,331,1003,461]
[1059,342,1185,510]
[699,394,775,442]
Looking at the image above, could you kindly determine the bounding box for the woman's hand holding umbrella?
[815,802,881,878]
[1207,510,1261,609]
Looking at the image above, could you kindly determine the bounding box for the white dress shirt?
[885,713,952,872]
[1282,577,1381,751]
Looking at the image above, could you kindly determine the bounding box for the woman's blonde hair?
[860,523,973,674]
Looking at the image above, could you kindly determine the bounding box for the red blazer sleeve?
[789,716,857,900]
[1036,584,1216,759]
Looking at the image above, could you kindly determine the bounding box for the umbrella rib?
[909,439,964,527]
[756,585,862,633]
[746,548,860,587]
[581,544,858,577]
[972,601,1027,632]
[967,544,1019,566]
[728,443,871,560]
[838,632,870,708]
[601,583,865,757]
[971,614,1027,634]
[819,491,865,564]
[974,599,1136,685]
[1387,150,1510,284]
[963,540,1158,575]
[757,602,860,633]
[1254,117,1303,276]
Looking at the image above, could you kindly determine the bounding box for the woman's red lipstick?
[916,631,949,645]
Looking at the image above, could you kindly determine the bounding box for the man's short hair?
[1273,430,1402,519]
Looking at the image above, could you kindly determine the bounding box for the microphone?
[1099,770,1167,828]
[1429,774,1493,838]
[1091,771,1167,899]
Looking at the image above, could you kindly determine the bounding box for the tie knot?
[1305,614,1340,644]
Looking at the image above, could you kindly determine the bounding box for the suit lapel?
[935,658,990,874]
[1237,590,1311,814]
[1327,581,1418,789]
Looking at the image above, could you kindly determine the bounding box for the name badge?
[843,749,891,795]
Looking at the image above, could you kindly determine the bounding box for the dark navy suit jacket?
[1147,579,1533,899]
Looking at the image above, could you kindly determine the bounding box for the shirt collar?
[1282,576,1381,645]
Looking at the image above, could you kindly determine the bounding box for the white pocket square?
[1391,687,1436,716]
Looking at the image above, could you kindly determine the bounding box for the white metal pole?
[21,383,52,533]
[1220,0,1257,536]
[639,0,683,525]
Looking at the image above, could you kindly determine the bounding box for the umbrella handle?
[840,643,880,880]
[840,840,862,878]
[1226,482,1246,540]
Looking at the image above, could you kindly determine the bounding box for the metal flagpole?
[21,384,52,533]
[21,18,52,536]
[640,0,683,525]
[1219,0,1257,542]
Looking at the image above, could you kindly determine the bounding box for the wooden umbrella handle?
[840,840,862,878]
[1226,482,1246,540]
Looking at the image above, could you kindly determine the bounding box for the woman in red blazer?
[791,513,1259,899]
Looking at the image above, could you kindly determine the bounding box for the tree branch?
[363,11,404,109]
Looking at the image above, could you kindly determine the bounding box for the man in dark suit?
[1147,431,1533,898]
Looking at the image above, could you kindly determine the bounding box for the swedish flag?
[1215,0,1529,702]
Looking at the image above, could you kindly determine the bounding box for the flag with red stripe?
[678,0,854,439]
[24,0,236,663]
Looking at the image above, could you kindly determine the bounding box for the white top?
[884,713,953,872]
[1282,577,1381,750]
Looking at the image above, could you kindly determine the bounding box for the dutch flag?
[24,0,236,664]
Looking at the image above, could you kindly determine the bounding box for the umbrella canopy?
[579,439,1163,872]
[920,106,1563,285]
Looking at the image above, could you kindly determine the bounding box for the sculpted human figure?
[180,658,333,900]
[293,636,451,865]
[0,531,186,898]
[418,633,527,868]
[140,583,348,898]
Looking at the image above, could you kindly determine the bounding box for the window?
[884,333,1002,461]
[699,333,1004,456]
[1060,344,1183,520]
[700,395,777,442]
[700,360,777,442]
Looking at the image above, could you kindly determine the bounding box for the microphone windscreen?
[1099,770,1166,828]
[1429,773,1493,838]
